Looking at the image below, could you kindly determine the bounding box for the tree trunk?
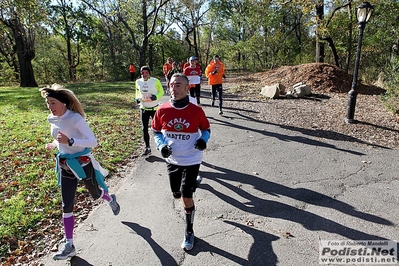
[66,27,79,81]
[316,39,325,63]
[345,3,353,73]
[148,43,154,71]
[138,0,149,67]
[9,18,38,87]
[315,1,325,63]
[321,37,340,67]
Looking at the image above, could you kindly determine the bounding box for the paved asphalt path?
[38,89,399,266]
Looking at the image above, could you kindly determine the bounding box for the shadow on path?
[223,220,279,266]
[211,110,391,150]
[145,155,164,163]
[122,221,178,266]
[201,161,393,241]
[121,221,265,265]
[69,256,95,266]
[208,112,373,154]
[185,238,250,265]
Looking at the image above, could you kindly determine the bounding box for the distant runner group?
[162,55,226,114]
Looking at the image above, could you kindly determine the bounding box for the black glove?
[223,74,226,79]
[194,139,206,150]
[136,98,141,104]
[150,94,157,101]
[160,145,172,158]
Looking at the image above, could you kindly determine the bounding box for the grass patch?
[0,82,142,259]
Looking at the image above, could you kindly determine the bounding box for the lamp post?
[345,2,374,124]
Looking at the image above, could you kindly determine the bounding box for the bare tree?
[0,1,39,87]
[315,0,325,63]
[50,0,84,81]
[169,0,209,62]
[324,0,354,69]
[0,27,19,80]
[81,0,170,67]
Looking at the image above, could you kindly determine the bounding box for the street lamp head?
[356,2,374,24]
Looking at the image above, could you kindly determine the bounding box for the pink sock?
[101,189,112,202]
[62,214,74,241]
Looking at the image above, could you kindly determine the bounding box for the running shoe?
[52,242,76,260]
[109,194,120,215]
[142,147,151,156]
[196,175,202,187]
[181,232,195,251]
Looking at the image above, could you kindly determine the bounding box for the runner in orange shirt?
[205,55,226,115]
[129,63,136,81]
[163,57,174,92]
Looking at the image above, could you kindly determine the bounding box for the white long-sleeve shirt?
[49,109,109,180]
[48,109,97,154]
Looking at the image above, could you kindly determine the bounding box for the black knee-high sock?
[185,206,195,233]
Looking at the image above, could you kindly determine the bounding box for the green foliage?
[33,34,70,84]
[0,82,142,258]
[151,32,191,75]
[207,0,314,71]
[0,62,17,84]
[1,0,398,92]
[381,57,399,114]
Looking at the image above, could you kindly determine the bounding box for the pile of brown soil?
[222,63,399,149]
[227,63,385,95]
